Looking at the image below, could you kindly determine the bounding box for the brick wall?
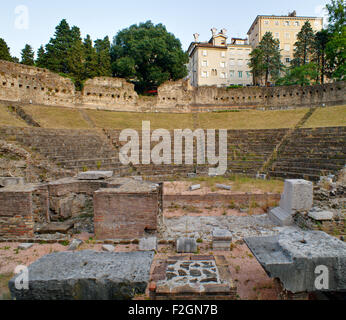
[94,189,160,240]
[0,188,34,237]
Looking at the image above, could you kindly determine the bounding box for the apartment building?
[247,11,323,66]
[188,29,252,87]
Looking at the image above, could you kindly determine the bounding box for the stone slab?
[18,243,34,250]
[36,222,74,234]
[102,244,115,252]
[280,179,313,214]
[176,238,198,253]
[0,177,25,187]
[215,184,231,191]
[212,229,232,241]
[77,171,113,180]
[189,184,201,191]
[9,250,154,300]
[268,207,294,226]
[245,228,346,293]
[139,237,157,251]
[308,210,334,221]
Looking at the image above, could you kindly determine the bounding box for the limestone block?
[9,251,154,300]
[269,207,294,226]
[139,237,157,251]
[102,244,115,252]
[215,184,231,191]
[0,177,25,187]
[189,184,201,191]
[280,179,313,214]
[308,210,334,221]
[18,243,34,250]
[68,239,83,251]
[176,238,197,253]
[77,171,113,180]
[212,229,232,251]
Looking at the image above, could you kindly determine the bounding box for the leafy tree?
[83,35,98,79]
[249,32,284,85]
[0,38,13,62]
[36,45,47,68]
[12,56,20,63]
[20,44,35,66]
[111,21,188,93]
[94,36,112,77]
[276,63,319,86]
[325,0,345,80]
[292,21,315,67]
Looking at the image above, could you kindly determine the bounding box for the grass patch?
[196,108,308,129]
[186,174,284,193]
[86,110,194,130]
[303,105,346,128]
[0,105,27,127]
[0,273,13,300]
[22,105,91,129]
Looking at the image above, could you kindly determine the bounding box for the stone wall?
[0,60,345,112]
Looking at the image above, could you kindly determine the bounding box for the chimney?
[211,28,217,37]
[193,33,200,42]
[221,28,227,36]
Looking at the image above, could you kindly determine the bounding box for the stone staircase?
[268,127,346,181]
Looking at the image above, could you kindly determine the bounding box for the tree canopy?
[292,21,315,67]
[111,21,188,93]
[249,32,284,85]
[0,38,13,62]
[20,44,35,66]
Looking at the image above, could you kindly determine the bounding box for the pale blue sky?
[1,0,330,59]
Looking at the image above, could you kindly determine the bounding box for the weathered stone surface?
[139,237,157,251]
[0,177,24,187]
[77,171,113,180]
[245,228,346,293]
[9,250,154,300]
[68,239,83,251]
[189,184,201,191]
[213,229,232,241]
[102,244,115,252]
[176,238,198,253]
[268,207,294,226]
[215,184,231,191]
[36,222,74,234]
[18,243,34,250]
[308,210,334,221]
[280,179,313,214]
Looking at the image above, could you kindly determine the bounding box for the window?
[203,50,207,56]
[230,59,235,66]
[238,71,243,78]
[237,59,243,66]
[314,21,320,28]
[264,20,269,25]
[221,51,226,57]
[201,71,208,78]
[284,21,290,26]
[294,21,300,26]
[220,61,226,68]
[220,72,227,79]
[229,70,235,77]
[211,69,218,76]
[275,20,279,26]
[202,60,208,67]
[246,71,251,78]
[284,44,290,51]
[285,33,290,40]
[275,32,280,39]
[285,57,290,63]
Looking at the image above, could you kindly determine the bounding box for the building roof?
[188,42,228,57]
[247,14,323,35]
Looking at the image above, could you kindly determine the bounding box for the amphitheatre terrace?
[0,60,345,300]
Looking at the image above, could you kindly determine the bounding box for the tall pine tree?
[292,21,315,67]
[0,38,13,62]
[95,36,112,77]
[36,45,47,68]
[20,44,35,66]
[83,35,98,79]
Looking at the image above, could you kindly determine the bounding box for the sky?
[1,0,330,59]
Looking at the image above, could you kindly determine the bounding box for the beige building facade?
[188,29,253,87]
[247,13,323,66]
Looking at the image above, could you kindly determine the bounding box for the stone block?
[18,243,34,250]
[176,238,197,253]
[9,250,154,300]
[280,179,313,214]
[0,177,25,187]
[215,184,231,191]
[102,244,115,252]
[268,207,294,226]
[139,237,157,251]
[189,184,201,191]
[68,239,83,251]
[308,210,334,221]
[245,228,346,293]
[212,229,232,251]
[77,171,113,180]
